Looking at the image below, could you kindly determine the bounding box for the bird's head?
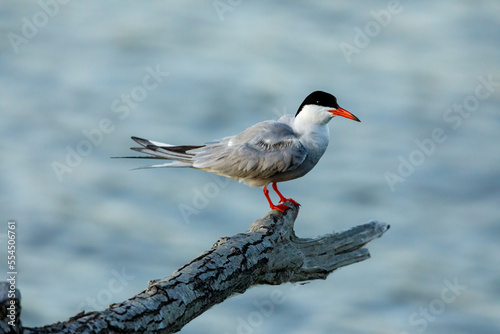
[295,91,360,125]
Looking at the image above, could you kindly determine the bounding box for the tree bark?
[1,203,389,333]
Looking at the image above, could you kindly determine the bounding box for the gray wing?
[190,120,308,180]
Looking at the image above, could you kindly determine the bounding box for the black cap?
[295,91,339,117]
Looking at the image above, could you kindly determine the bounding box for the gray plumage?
[130,115,310,187]
[124,91,360,212]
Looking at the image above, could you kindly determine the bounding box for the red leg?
[263,185,290,213]
[272,182,300,207]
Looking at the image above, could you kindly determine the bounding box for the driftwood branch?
[1,203,389,333]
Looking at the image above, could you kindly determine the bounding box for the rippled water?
[1,1,499,333]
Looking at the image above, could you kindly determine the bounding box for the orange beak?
[330,107,361,122]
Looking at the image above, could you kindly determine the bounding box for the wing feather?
[191,121,307,180]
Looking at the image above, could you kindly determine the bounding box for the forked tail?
[116,136,204,168]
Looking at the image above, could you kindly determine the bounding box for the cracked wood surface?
[0,203,389,334]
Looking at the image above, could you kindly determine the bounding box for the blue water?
[1,1,500,333]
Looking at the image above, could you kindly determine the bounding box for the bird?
[123,91,360,213]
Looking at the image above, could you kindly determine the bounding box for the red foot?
[270,203,290,213]
[279,197,300,206]
[263,185,292,213]
[263,183,299,213]
[272,182,300,207]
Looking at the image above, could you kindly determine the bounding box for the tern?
[124,91,360,213]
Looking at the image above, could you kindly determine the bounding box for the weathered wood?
[0,203,389,333]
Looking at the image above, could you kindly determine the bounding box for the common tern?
[124,91,360,213]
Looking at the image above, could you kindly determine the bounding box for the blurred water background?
[1,1,499,333]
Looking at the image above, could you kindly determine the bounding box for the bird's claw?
[271,204,291,213]
[278,198,301,207]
